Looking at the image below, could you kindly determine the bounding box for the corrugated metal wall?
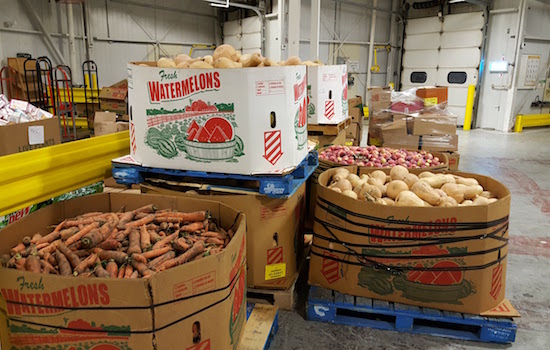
[0,0,217,87]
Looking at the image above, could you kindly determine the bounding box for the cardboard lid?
[94,111,117,122]
[99,87,127,100]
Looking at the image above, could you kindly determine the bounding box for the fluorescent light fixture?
[489,61,509,73]
[204,0,229,8]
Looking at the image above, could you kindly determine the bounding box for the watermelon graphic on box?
[144,100,244,162]
[295,98,307,150]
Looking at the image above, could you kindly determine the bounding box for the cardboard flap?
[94,111,117,122]
[480,299,520,317]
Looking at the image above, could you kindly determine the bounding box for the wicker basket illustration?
[183,138,237,161]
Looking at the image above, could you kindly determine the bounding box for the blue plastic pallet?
[244,303,279,350]
[112,151,318,198]
[306,286,517,344]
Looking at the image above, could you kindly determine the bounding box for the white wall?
[477,0,550,131]
[297,0,397,99]
[0,0,217,87]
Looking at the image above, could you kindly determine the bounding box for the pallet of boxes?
[346,95,364,146]
[368,86,459,170]
[306,64,351,148]
[108,46,319,315]
[93,79,129,136]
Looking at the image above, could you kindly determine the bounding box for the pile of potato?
[153,44,323,69]
[327,166,499,207]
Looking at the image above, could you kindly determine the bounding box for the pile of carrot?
[0,204,235,278]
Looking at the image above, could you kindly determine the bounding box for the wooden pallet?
[240,304,279,350]
[307,286,517,344]
[308,117,351,135]
[247,272,298,311]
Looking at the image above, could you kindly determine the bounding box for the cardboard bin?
[141,182,306,290]
[128,63,308,175]
[309,166,511,314]
[307,65,348,124]
[0,193,247,350]
[0,117,61,156]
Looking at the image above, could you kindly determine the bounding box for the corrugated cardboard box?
[309,166,511,314]
[380,119,410,138]
[348,96,364,123]
[308,129,346,149]
[0,193,247,350]
[443,151,460,170]
[421,134,459,152]
[93,111,118,136]
[0,117,61,156]
[128,63,308,175]
[416,86,448,106]
[345,122,362,139]
[99,86,127,114]
[412,113,457,136]
[141,183,306,289]
[307,65,348,124]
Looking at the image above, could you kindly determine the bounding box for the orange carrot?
[15,256,26,271]
[130,260,153,277]
[124,265,134,278]
[140,225,151,250]
[22,236,32,246]
[96,249,128,265]
[59,227,79,241]
[155,211,206,222]
[151,231,179,250]
[180,221,204,232]
[57,243,81,268]
[117,212,134,229]
[130,270,139,278]
[77,212,104,218]
[172,238,191,252]
[202,231,225,239]
[139,246,172,260]
[62,218,95,228]
[132,204,157,214]
[40,259,58,274]
[99,221,116,239]
[134,212,149,220]
[207,237,225,246]
[32,233,43,242]
[149,230,161,243]
[155,217,184,223]
[126,229,141,255]
[97,239,121,250]
[47,253,57,267]
[25,255,41,273]
[74,253,98,275]
[117,265,125,278]
[81,230,105,249]
[35,242,50,250]
[106,260,118,278]
[55,251,72,275]
[132,254,147,264]
[94,264,111,278]
[126,214,155,228]
[65,222,100,246]
[38,240,60,257]
[10,243,26,256]
[148,251,176,270]
[158,242,205,271]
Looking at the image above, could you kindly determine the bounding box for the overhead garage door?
[401,12,485,125]
[223,17,261,54]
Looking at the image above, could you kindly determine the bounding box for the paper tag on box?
[265,263,286,280]
[424,97,438,106]
[28,125,45,145]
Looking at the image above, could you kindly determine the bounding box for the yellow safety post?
[514,115,524,132]
[463,84,475,131]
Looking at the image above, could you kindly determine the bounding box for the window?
[448,71,467,84]
[410,71,427,83]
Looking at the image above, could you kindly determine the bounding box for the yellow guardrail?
[64,117,89,128]
[57,88,100,104]
[0,131,130,216]
[514,113,550,132]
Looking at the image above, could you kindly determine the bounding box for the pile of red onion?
[319,145,442,168]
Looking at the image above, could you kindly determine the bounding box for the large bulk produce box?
[307,65,348,124]
[309,166,511,314]
[141,182,306,290]
[0,117,61,156]
[128,63,308,174]
[0,193,247,350]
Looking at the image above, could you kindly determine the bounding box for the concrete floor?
[271,128,550,349]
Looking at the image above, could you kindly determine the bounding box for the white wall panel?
[402,50,439,68]
[406,17,441,35]
[439,48,480,68]
[447,87,469,108]
[404,33,441,50]
[442,12,484,31]
[440,30,483,49]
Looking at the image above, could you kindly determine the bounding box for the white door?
[223,17,262,54]
[401,12,485,125]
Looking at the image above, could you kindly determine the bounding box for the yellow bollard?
[84,74,90,89]
[514,115,523,132]
[92,73,98,90]
[463,85,475,131]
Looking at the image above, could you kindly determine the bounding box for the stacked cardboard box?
[307,65,348,125]
[99,79,128,115]
[93,111,130,136]
[369,87,459,154]
[346,96,364,146]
